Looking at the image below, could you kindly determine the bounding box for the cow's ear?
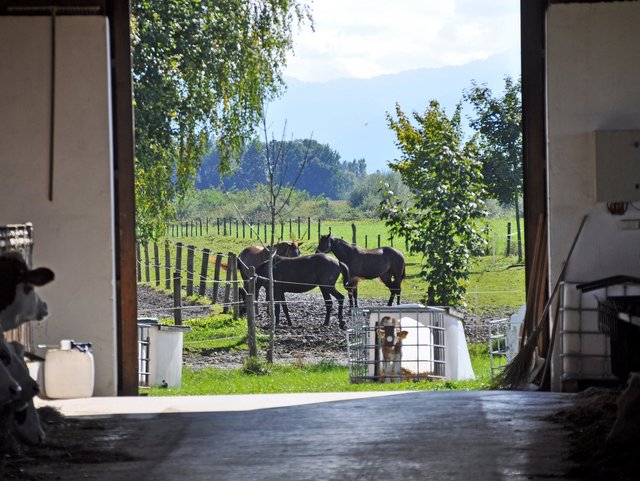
[25,268,54,286]
[377,329,385,340]
[297,241,304,246]
[399,330,409,340]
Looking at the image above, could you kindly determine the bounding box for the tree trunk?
[267,210,277,364]
[514,192,523,262]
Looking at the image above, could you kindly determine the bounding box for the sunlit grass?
[146,343,493,396]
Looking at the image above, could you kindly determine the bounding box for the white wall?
[547,3,640,390]
[0,16,117,395]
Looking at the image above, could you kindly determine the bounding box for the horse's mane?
[331,236,381,255]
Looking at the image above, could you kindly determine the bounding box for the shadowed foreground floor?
[19,391,573,481]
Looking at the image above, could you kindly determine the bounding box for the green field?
[139,216,525,315]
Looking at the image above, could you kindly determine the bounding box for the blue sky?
[284,1,521,82]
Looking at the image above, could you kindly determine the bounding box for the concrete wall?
[0,16,117,395]
[547,3,640,390]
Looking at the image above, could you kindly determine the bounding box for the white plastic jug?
[44,340,94,399]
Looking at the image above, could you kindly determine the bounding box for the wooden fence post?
[317,219,321,241]
[236,219,239,238]
[297,216,301,239]
[307,217,311,240]
[351,223,356,245]
[164,241,171,290]
[144,242,150,283]
[264,222,267,241]
[506,222,512,257]
[222,252,232,314]
[242,220,246,239]
[377,235,381,248]
[153,242,160,286]
[206,218,209,235]
[231,253,239,319]
[289,218,292,238]
[199,248,210,297]
[365,235,368,248]
[186,245,195,296]
[212,253,223,303]
[175,242,183,272]
[136,241,141,282]
[173,271,182,326]
[217,218,220,235]
[280,221,284,241]
[223,218,227,236]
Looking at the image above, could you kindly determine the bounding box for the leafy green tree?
[132,0,311,238]
[382,101,487,306]
[349,171,409,215]
[195,138,357,199]
[464,77,522,260]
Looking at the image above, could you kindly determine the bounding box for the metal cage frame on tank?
[0,223,35,349]
[347,305,448,383]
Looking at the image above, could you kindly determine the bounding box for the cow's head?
[0,251,54,333]
[377,316,408,349]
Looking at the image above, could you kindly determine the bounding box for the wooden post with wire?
[212,253,223,304]
[153,242,160,286]
[199,248,210,296]
[173,271,182,325]
[164,241,171,290]
[144,242,150,283]
[222,252,232,314]
[186,245,195,296]
[231,253,239,318]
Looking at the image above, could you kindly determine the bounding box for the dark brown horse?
[255,253,351,329]
[316,234,405,309]
[237,241,302,314]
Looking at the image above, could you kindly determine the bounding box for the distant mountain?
[266,49,521,173]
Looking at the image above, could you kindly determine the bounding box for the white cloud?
[286,0,520,82]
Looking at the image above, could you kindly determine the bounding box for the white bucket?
[44,341,94,399]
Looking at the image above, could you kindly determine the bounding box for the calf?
[377,316,408,383]
[0,251,54,332]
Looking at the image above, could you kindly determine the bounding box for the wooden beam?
[106,0,138,396]
[521,0,549,297]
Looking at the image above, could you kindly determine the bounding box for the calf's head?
[377,316,408,354]
[0,251,54,333]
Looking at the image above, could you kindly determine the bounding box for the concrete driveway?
[32,390,574,481]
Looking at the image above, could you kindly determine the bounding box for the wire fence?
[165,217,522,259]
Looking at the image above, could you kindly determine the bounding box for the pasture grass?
[142,216,525,315]
[145,343,493,396]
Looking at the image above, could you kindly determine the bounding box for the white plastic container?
[148,324,189,388]
[44,340,94,399]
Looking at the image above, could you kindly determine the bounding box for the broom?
[493,215,588,390]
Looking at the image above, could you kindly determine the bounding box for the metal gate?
[0,223,34,350]
[347,305,447,383]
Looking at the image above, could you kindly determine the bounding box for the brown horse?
[255,253,351,329]
[316,234,405,309]
[237,241,302,314]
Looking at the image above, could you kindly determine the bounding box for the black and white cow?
[0,251,54,332]
[0,340,44,444]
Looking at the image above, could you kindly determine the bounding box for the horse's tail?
[339,261,352,290]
